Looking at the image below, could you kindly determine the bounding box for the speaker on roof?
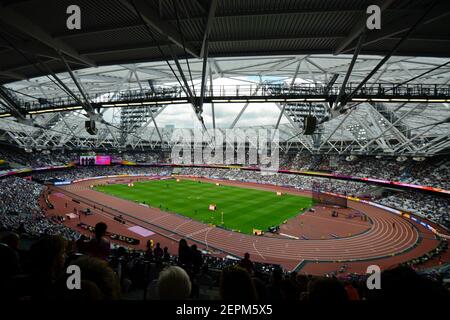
[303,115,317,135]
[85,120,98,135]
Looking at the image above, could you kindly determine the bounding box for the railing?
[2,82,450,115]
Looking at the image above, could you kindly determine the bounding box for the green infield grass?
[94,178,313,234]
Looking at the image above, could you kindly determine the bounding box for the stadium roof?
[0,0,449,156]
[0,0,450,81]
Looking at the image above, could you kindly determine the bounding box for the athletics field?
[94,179,313,234]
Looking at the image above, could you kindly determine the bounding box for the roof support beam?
[168,46,207,132]
[209,62,216,130]
[260,57,302,76]
[0,36,86,66]
[0,85,27,121]
[359,104,421,152]
[413,133,449,153]
[342,1,450,54]
[200,0,218,58]
[198,52,208,114]
[332,34,365,111]
[148,105,163,144]
[0,4,95,67]
[0,70,26,81]
[275,104,285,130]
[229,84,261,129]
[60,54,96,115]
[334,0,396,55]
[346,2,439,103]
[319,109,353,149]
[198,1,217,116]
[120,0,199,58]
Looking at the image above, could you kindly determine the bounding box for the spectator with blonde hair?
[157,266,192,300]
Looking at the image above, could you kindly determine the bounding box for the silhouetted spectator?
[220,266,257,300]
[154,242,163,261]
[57,255,121,300]
[145,246,154,261]
[344,282,360,300]
[178,239,191,267]
[23,235,66,300]
[367,266,450,301]
[86,222,110,260]
[307,277,348,303]
[266,268,283,300]
[191,244,203,273]
[163,246,170,262]
[280,279,298,300]
[0,231,20,251]
[239,252,254,274]
[0,243,20,299]
[252,275,268,300]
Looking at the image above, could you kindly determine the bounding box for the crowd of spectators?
[405,240,448,269]
[119,151,169,164]
[177,167,374,197]
[30,166,172,182]
[0,145,72,168]
[28,165,374,197]
[288,154,450,190]
[1,227,448,301]
[1,145,448,190]
[0,146,450,189]
[0,177,44,215]
[0,177,80,240]
[378,191,450,229]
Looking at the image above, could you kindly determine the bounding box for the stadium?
[0,0,450,304]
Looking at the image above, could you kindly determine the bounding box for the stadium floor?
[43,175,449,274]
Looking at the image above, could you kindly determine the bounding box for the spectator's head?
[220,266,257,300]
[296,274,310,294]
[244,252,250,260]
[178,239,189,256]
[30,235,66,278]
[280,279,298,300]
[94,222,107,239]
[0,232,20,250]
[252,276,267,300]
[271,268,283,284]
[156,242,160,248]
[289,271,297,281]
[157,266,192,300]
[367,266,450,301]
[116,246,126,257]
[307,277,348,303]
[0,243,20,279]
[191,244,197,251]
[59,256,121,300]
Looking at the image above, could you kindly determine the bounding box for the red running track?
[55,176,441,272]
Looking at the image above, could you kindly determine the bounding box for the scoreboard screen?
[95,155,111,165]
[79,155,111,165]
